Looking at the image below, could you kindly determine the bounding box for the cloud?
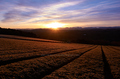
[0,0,120,28]
[57,0,120,23]
[16,0,60,7]
[1,0,82,23]
[26,1,84,23]
[2,10,38,22]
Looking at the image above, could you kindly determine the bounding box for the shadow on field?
[101,46,113,79]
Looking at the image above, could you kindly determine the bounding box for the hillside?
[0,27,36,38]
[26,27,120,46]
[1,27,120,46]
[0,36,120,79]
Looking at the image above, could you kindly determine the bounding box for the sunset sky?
[0,0,120,29]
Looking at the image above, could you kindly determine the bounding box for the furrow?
[0,46,92,66]
[43,46,104,79]
[40,45,97,78]
[101,46,113,79]
[0,49,77,66]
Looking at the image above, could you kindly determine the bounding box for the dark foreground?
[0,35,120,79]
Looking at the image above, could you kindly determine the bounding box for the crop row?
[0,46,93,63]
[103,46,120,79]
[0,38,93,62]
[0,45,96,79]
[43,46,104,79]
[0,38,91,54]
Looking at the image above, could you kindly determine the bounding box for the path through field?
[0,35,120,79]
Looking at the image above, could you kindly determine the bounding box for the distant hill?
[24,27,120,46]
[1,27,120,46]
[59,26,120,30]
[0,27,36,38]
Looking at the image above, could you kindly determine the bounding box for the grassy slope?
[0,35,120,79]
[103,46,120,79]
[43,46,104,79]
[0,38,95,78]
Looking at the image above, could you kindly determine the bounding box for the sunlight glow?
[45,22,65,29]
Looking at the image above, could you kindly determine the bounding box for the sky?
[0,0,120,29]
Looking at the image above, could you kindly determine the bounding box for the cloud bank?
[0,0,120,28]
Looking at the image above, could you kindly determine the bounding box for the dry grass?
[0,36,120,79]
[0,34,61,43]
[103,46,120,79]
[0,44,95,78]
[43,46,104,79]
[0,37,94,78]
[0,38,92,62]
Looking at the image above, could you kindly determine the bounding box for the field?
[0,35,120,79]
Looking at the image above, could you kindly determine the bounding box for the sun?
[45,22,65,29]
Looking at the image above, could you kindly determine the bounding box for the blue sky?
[0,0,120,28]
